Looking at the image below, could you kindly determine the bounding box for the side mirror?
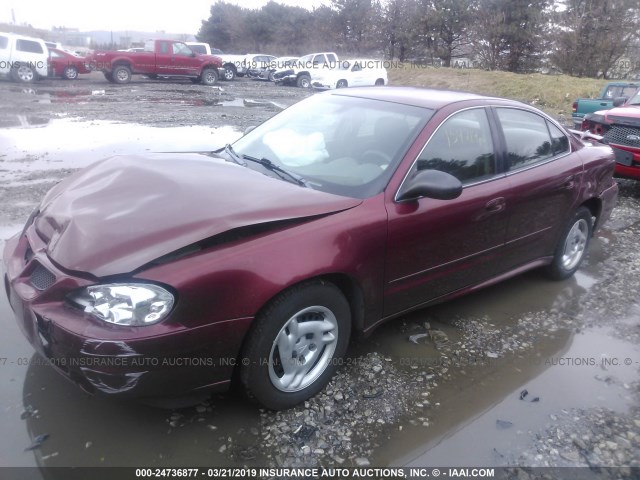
[613,97,628,107]
[396,169,463,202]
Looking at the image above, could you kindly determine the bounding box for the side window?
[313,54,325,66]
[327,53,337,64]
[352,62,362,72]
[158,42,169,54]
[16,39,44,54]
[172,43,192,56]
[0,35,8,49]
[548,122,569,156]
[416,108,496,184]
[497,108,553,170]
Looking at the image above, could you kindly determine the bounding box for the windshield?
[628,90,640,105]
[232,93,433,198]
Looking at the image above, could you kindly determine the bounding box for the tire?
[112,65,132,84]
[223,65,235,81]
[146,73,158,80]
[240,281,351,410]
[11,65,36,83]
[268,71,276,82]
[63,66,78,80]
[375,78,385,86]
[201,67,218,85]
[190,77,200,84]
[103,72,114,82]
[545,207,593,280]
[336,79,348,88]
[296,74,311,88]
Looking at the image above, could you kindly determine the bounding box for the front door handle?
[485,197,506,213]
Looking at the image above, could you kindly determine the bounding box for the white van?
[0,32,48,83]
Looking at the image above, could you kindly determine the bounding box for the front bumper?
[611,145,640,179]
[3,228,252,400]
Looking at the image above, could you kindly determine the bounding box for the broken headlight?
[70,283,174,326]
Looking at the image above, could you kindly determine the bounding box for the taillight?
[572,102,577,113]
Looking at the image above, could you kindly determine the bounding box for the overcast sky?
[1,0,327,34]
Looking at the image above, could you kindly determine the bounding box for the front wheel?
[296,74,311,88]
[545,207,593,280]
[336,79,348,88]
[240,281,351,410]
[223,66,236,81]
[201,68,218,85]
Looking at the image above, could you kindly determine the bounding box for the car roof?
[328,86,507,110]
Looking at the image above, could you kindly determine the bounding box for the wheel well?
[223,63,237,72]
[580,198,602,231]
[318,273,365,334]
[112,61,131,70]
[297,71,310,78]
[376,78,385,84]
[231,273,365,385]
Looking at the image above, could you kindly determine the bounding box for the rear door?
[493,107,582,268]
[384,107,510,316]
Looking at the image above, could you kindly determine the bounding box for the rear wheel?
[375,78,385,86]
[63,66,78,80]
[11,65,36,83]
[545,207,592,280]
[112,65,132,84]
[240,281,351,410]
[336,79,348,88]
[296,74,311,88]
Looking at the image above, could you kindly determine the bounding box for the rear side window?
[416,108,496,184]
[16,39,44,54]
[0,35,8,49]
[497,108,570,170]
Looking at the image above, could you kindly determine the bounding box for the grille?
[603,125,640,148]
[30,264,56,291]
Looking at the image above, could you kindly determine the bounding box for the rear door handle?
[563,175,576,190]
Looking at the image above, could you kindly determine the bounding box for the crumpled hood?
[35,153,361,277]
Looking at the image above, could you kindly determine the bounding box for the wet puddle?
[4,86,285,110]
[0,119,242,177]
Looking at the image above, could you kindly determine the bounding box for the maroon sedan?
[48,48,90,80]
[3,88,618,409]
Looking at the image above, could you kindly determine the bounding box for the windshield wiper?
[241,154,309,188]
[223,144,247,166]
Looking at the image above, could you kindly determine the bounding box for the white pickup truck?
[271,52,339,88]
[312,59,388,89]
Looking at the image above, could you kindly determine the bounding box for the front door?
[384,107,510,316]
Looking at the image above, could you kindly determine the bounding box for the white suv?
[0,32,48,82]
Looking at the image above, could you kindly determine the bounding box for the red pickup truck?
[88,39,223,85]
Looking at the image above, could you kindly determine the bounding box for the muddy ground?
[0,73,639,478]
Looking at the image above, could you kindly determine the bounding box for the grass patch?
[389,66,611,124]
